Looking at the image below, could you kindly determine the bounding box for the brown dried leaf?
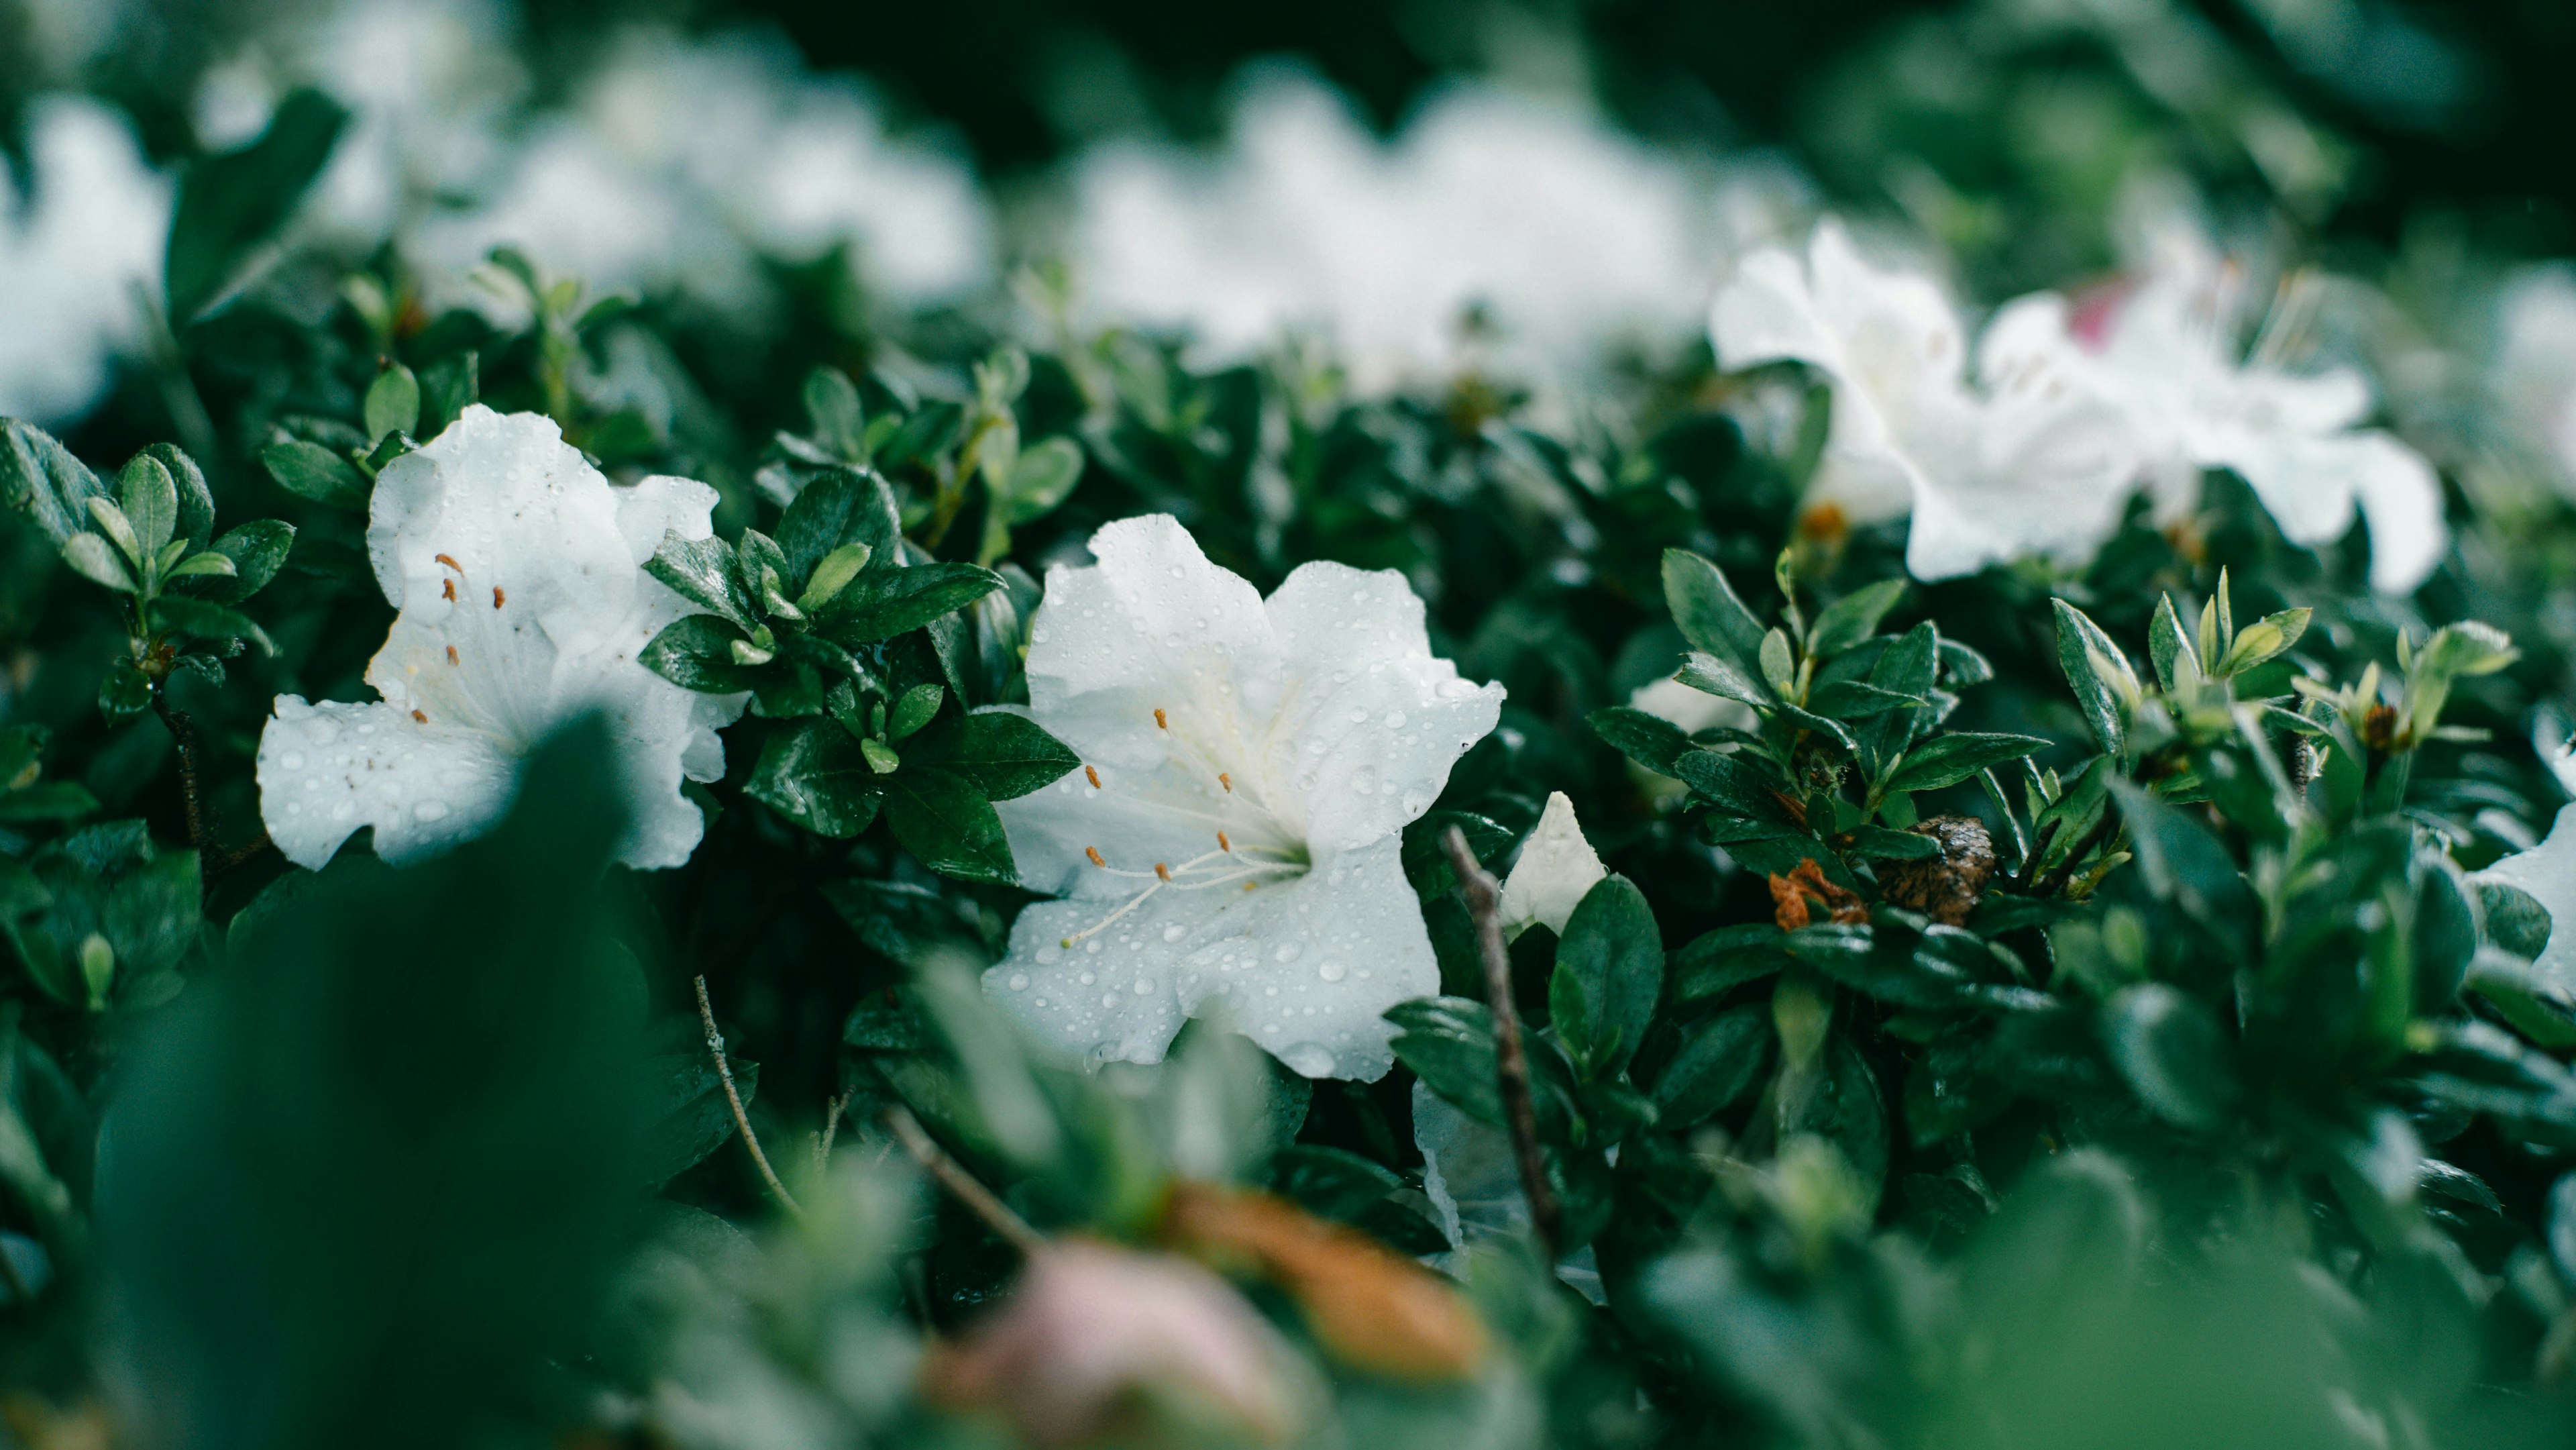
[1162,1182,1488,1382]
[1770,858,1866,931]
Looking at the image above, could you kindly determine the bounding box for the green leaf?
[2052,599,2136,758]
[646,532,754,628]
[1785,1034,1889,1211]
[945,712,1080,801]
[1758,627,1796,696]
[148,597,274,654]
[639,615,764,695]
[1651,1006,1771,1128]
[637,1052,746,1188]
[745,721,882,838]
[1002,436,1086,524]
[364,362,421,443]
[1385,996,1503,1126]
[1552,876,1662,1079]
[1675,652,1771,708]
[1674,750,1803,828]
[1805,680,1924,720]
[881,766,1018,884]
[418,352,479,435]
[260,439,371,509]
[1883,733,2051,794]
[1807,579,1906,656]
[60,533,134,592]
[888,684,945,742]
[166,88,350,320]
[1858,621,1939,772]
[1588,706,1692,776]
[2147,594,2198,693]
[803,366,866,458]
[813,563,1004,645]
[171,519,294,604]
[0,783,98,825]
[1672,923,1794,1000]
[2214,609,2309,678]
[796,541,872,611]
[776,466,902,582]
[2100,983,2237,1131]
[1,419,108,545]
[1845,824,1943,860]
[2108,779,2257,960]
[164,550,237,580]
[117,452,180,558]
[1664,548,1768,680]
[2479,881,2553,962]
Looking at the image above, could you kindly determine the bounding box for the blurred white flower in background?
[1985,224,2447,593]
[1712,219,2141,580]
[256,407,745,871]
[0,97,171,425]
[419,28,993,315]
[2494,265,2576,494]
[984,514,1503,1080]
[1069,67,1715,391]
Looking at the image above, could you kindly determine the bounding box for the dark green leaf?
[1002,436,1086,523]
[1652,1006,1770,1128]
[2,419,108,544]
[260,439,371,509]
[2100,983,2237,1130]
[2052,599,2135,758]
[1884,733,2051,794]
[1589,705,1693,776]
[1663,548,1768,680]
[1553,875,1662,1078]
[1673,924,1794,1000]
[150,596,274,654]
[814,562,1004,645]
[645,533,753,628]
[745,721,881,838]
[166,89,350,320]
[171,519,294,604]
[881,766,1018,885]
[943,711,1080,801]
[639,615,763,695]
[1807,579,1906,656]
[1386,996,1503,1126]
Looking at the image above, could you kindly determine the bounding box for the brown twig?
[812,1088,854,1176]
[693,974,804,1220]
[1439,825,1562,1259]
[885,1104,1044,1255]
[150,694,210,854]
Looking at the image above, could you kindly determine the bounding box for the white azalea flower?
[256,407,745,870]
[1983,228,2446,594]
[2494,264,2576,495]
[984,515,1503,1080]
[1069,68,1710,392]
[0,97,170,425]
[1496,792,1606,941]
[2481,803,2576,988]
[1711,219,2141,580]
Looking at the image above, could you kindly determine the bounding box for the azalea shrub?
[9,3,2576,1449]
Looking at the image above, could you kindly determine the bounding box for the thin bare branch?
[885,1104,1044,1255]
[1439,824,1562,1259]
[693,974,803,1220]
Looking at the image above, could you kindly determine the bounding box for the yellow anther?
[1218,831,1232,852]
[1154,862,1173,882]
[1085,846,1106,868]
[1219,772,1232,792]
[1085,765,1102,788]
[1154,708,1168,729]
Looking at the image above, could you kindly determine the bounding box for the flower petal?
[256,695,515,870]
[987,835,1437,1081]
[1262,561,1504,853]
[1497,792,1607,940]
[1024,513,1274,709]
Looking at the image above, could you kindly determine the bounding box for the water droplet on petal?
[1280,1042,1338,1077]
[1385,711,1406,729]
[1078,971,1096,985]
[1008,974,1030,991]
[1133,978,1156,994]
[1274,943,1301,963]
[1162,924,1185,943]
[1318,962,1347,983]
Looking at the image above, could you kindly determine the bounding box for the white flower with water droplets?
[985,515,1503,1080]
[1711,219,2141,581]
[256,406,745,870]
[1496,792,1605,941]
[2481,803,2576,988]
[1981,226,2445,594]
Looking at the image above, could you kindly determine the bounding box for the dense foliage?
[9,3,2576,1449]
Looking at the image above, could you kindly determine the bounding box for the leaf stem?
[885,1104,1044,1255]
[1440,824,1562,1260]
[692,974,804,1220]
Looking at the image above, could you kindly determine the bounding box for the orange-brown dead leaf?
[1162,1182,1488,1383]
[1768,858,1867,931]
